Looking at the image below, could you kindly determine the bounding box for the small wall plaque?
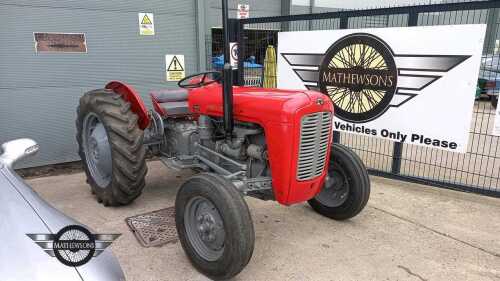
[34,33,87,53]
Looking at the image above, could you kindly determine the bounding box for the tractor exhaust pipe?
[221,0,234,138]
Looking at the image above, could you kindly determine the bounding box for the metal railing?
[234,1,500,198]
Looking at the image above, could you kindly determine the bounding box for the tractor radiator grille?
[296,112,332,181]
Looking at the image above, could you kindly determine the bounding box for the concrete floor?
[28,160,500,281]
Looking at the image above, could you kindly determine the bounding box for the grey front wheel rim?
[82,112,112,188]
[184,196,225,261]
[316,165,350,208]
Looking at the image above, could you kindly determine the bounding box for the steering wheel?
[178,71,222,89]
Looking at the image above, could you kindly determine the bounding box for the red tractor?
[75,1,370,279]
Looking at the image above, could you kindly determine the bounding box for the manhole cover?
[125,207,178,247]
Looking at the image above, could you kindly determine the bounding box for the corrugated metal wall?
[0,0,199,168]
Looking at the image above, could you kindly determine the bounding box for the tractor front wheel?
[175,173,254,280]
[76,89,147,206]
[308,143,370,220]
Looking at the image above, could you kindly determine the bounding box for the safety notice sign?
[166,55,185,81]
[230,42,238,68]
[237,4,249,19]
[138,13,154,35]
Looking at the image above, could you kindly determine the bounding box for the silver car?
[0,139,125,281]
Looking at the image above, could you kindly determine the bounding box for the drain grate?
[125,207,178,247]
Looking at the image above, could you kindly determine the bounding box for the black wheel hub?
[316,165,350,208]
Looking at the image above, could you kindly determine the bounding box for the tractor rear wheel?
[76,89,147,206]
[175,173,254,280]
[308,143,370,220]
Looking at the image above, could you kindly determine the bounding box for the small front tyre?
[308,143,370,220]
[175,173,254,280]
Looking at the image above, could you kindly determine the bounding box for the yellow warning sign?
[165,55,185,81]
[168,56,184,71]
[138,13,154,36]
[141,14,152,25]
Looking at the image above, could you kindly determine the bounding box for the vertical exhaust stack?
[222,0,234,139]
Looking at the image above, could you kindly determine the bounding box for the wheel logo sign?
[281,32,471,123]
[319,34,397,123]
[27,225,120,267]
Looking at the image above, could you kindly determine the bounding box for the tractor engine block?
[153,114,270,193]
[162,119,199,157]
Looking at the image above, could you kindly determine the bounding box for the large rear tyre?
[308,143,370,220]
[175,173,254,280]
[76,89,147,206]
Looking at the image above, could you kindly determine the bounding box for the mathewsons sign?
[278,25,486,152]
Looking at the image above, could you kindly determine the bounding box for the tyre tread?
[76,89,147,206]
[175,173,255,280]
[308,143,370,220]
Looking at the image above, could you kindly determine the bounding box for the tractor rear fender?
[105,81,150,130]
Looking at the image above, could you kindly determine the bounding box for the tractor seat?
[150,88,190,116]
[150,88,188,102]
